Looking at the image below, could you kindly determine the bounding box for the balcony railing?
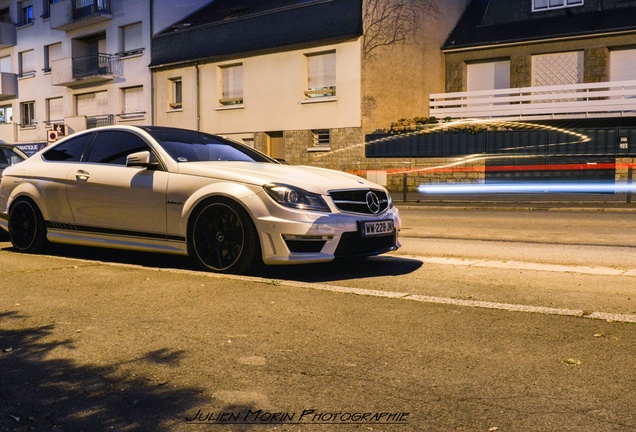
[73,53,121,79]
[87,114,115,129]
[73,0,110,20]
[50,0,112,31]
[430,80,636,121]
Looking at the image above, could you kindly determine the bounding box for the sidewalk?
[398,191,636,211]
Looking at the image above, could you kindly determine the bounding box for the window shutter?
[48,97,64,122]
[610,49,636,81]
[222,65,243,100]
[308,52,335,90]
[0,56,11,73]
[123,87,143,113]
[123,23,142,52]
[467,60,510,91]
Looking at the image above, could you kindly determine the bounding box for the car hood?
[177,161,383,194]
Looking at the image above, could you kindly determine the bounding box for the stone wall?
[616,158,636,182]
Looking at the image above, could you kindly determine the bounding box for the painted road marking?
[399,255,636,277]
[51,253,636,324]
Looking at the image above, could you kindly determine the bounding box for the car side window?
[86,131,150,165]
[42,134,93,162]
[0,148,9,167]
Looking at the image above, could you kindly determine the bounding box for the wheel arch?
[6,183,50,222]
[186,194,264,273]
[179,182,264,236]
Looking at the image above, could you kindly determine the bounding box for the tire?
[9,198,47,253]
[189,199,260,274]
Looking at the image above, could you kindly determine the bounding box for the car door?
[38,133,95,224]
[65,130,169,239]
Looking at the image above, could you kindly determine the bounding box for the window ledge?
[215,104,244,111]
[117,113,146,122]
[301,97,337,105]
[308,147,331,152]
[166,108,183,113]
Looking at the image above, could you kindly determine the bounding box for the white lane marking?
[397,255,636,277]
[46,254,636,324]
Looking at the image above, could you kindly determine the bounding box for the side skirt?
[46,226,189,256]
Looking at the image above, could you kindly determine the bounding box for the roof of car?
[150,0,363,68]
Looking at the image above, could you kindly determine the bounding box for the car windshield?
[147,129,276,163]
[0,146,26,169]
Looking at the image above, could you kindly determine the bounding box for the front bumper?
[254,207,401,265]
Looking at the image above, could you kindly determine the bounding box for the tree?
[362,0,440,59]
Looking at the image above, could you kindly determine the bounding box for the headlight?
[264,183,330,212]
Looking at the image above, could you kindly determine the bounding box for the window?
[0,8,10,23]
[0,56,11,74]
[0,105,12,124]
[76,91,108,116]
[46,97,64,125]
[219,64,243,106]
[169,78,182,110]
[305,51,336,99]
[610,49,636,81]
[532,0,583,11]
[44,43,62,73]
[532,51,583,86]
[20,101,35,128]
[120,22,143,57]
[43,0,61,19]
[19,2,33,26]
[467,60,510,91]
[43,134,92,162]
[312,129,330,147]
[19,50,35,78]
[86,131,150,165]
[121,86,144,118]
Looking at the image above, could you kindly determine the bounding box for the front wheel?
[9,198,47,253]
[189,199,259,274]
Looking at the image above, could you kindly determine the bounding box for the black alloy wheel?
[9,198,47,253]
[190,200,258,273]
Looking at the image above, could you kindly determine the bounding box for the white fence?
[429,80,636,120]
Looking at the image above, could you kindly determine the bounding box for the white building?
[0,0,153,151]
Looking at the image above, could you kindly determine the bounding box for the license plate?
[360,220,394,237]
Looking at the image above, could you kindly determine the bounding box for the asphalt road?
[1,207,636,431]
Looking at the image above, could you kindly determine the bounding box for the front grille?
[334,231,397,258]
[329,189,389,215]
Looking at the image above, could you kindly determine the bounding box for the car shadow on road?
[2,242,423,283]
[254,255,423,282]
[0,310,207,431]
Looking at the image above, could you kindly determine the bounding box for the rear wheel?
[189,199,259,273]
[9,198,47,253]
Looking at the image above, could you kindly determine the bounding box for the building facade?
[365,0,636,190]
[432,0,636,121]
[150,0,467,171]
[0,0,153,152]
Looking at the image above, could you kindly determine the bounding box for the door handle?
[75,170,90,181]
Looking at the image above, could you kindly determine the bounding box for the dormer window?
[532,0,583,11]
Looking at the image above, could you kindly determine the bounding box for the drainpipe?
[149,0,155,125]
[195,63,200,131]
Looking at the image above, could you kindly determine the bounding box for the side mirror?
[126,151,159,168]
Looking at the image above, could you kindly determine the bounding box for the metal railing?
[72,53,121,79]
[87,114,115,129]
[430,80,636,121]
[73,0,111,20]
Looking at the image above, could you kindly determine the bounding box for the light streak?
[418,182,636,194]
